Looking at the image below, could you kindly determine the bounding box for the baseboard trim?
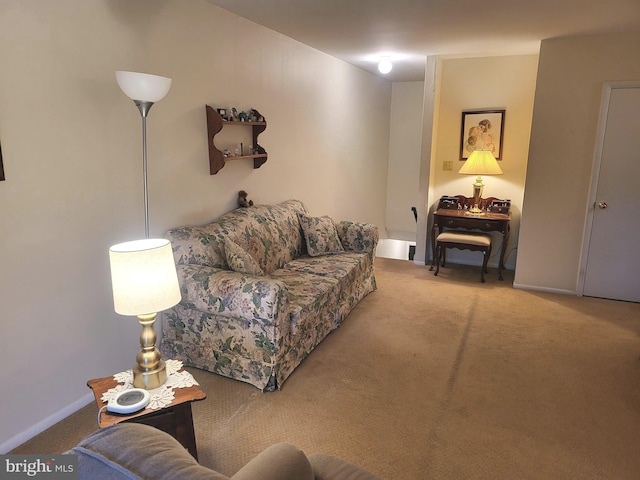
[0,392,94,454]
[512,282,577,296]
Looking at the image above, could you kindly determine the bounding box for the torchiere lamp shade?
[108,238,181,316]
[115,71,172,103]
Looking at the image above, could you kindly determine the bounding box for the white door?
[582,84,640,302]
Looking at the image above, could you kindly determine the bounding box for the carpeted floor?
[12,258,640,479]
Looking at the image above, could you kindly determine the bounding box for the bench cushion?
[437,231,491,247]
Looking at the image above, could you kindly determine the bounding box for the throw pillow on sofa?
[224,237,264,275]
[298,213,344,257]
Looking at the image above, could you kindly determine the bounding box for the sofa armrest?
[232,443,314,480]
[335,221,379,255]
[177,264,290,325]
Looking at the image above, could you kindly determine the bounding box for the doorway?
[581,83,640,302]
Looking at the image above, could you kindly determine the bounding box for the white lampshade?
[459,150,503,175]
[115,71,172,103]
[109,238,181,316]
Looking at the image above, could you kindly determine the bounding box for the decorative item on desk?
[115,71,172,239]
[458,149,503,215]
[108,238,181,390]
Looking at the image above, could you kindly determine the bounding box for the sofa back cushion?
[166,200,308,275]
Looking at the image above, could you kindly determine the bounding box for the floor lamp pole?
[134,100,154,239]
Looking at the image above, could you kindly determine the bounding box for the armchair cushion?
[66,423,381,480]
[298,214,344,257]
[68,423,225,480]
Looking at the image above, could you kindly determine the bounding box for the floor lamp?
[116,71,172,238]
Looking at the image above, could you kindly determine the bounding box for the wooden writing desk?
[430,197,510,280]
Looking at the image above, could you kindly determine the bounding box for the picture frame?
[460,109,505,160]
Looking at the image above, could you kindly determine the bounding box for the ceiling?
[206,0,640,82]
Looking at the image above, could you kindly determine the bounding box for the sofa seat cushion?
[268,269,339,335]
[283,252,371,282]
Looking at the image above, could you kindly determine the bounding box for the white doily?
[101,359,199,410]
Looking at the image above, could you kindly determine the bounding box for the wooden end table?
[87,365,206,459]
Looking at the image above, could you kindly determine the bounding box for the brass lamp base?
[467,175,485,215]
[133,359,167,389]
[133,313,168,390]
[466,206,485,215]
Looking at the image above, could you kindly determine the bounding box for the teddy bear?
[237,190,254,208]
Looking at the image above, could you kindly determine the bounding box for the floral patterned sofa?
[160,200,378,391]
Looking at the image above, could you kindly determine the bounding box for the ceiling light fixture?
[378,57,393,74]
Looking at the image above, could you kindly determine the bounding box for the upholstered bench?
[434,230,492,282]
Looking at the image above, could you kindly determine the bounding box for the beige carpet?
[12,258,640,479]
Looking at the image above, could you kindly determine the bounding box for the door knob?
[597,202,608,209]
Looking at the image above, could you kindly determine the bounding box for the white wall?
[385,81,424,241]
[416,55,539,269]
[0,0,391,451]
[515,31,640,293]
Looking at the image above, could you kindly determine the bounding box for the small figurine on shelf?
[223,148,231,158]
[217,108,228,120]
[238,190,254,208]
[231,107,239,121]
[250,109,264,122]
[238,111,249,122]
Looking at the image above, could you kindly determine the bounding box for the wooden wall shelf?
[205,105,268,175]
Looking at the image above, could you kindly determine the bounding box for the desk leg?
[498,229,510,281]
[428,226,438,271]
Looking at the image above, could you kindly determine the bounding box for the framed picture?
[460,109,505,160]
[0,140,4,181]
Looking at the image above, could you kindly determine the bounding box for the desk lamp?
[109,238,181,389]
[458,149,503,214]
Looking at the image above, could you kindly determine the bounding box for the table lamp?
[458,149,503,214]
[109,238,181,389]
